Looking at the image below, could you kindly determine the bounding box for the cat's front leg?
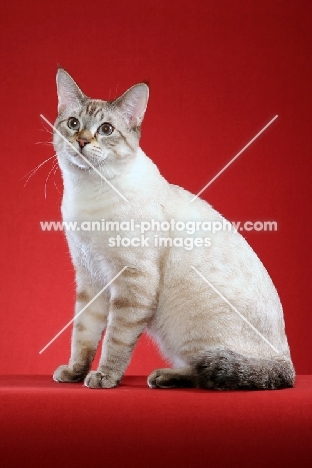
[84,270,157,389]
[84,306,152,389]
[53,285,109,383]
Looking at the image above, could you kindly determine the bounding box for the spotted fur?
[52,68,295,390]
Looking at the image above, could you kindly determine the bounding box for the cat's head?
[53,68,149,176]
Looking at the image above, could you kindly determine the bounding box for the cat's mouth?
[67,147,107,171]
[70,158,92,171]
[69,153,100,170]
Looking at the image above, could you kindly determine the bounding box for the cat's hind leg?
[147,367,198,389]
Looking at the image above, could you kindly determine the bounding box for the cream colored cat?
[53,68,295,390]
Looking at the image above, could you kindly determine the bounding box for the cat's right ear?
[56,68,86,114]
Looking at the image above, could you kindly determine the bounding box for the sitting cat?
[52,68,295,390]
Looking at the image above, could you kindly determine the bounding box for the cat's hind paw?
[53,364,85,383]
[84,371,119,389]
[147,368,196,389]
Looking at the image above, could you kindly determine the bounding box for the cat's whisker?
[44,160,59,199]
[35,141,54,146]
[40,124,54,136]
[96,162,104,191]
[23,154,57,187]
[52,165,62,195]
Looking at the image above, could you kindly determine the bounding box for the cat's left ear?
[116,83,149,129]
[56,68,86,114]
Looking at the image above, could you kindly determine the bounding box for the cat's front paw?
[53,364,85,383]
[84,371,119,389]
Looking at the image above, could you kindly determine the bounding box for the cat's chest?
[61,189,118,274]
[72,235,110,279]
[61,180,124,233]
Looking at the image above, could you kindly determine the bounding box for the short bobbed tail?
[193,347,295,390]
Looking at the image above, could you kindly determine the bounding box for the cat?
[52,68,295,390]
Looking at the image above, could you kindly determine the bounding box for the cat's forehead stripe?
[82,100,107,121]
[86,101,99,116]
[93,108,103,118]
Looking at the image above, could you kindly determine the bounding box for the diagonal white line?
[191,266,280,354]
[40,114,129,203]
[190,115,278,202]
[39,266,128,354]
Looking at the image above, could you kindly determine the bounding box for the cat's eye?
[98,123,114,136]
[67,117,80,131]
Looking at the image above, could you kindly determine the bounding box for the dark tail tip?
[193,347,295,390]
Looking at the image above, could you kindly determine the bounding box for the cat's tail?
[192,347,295,390]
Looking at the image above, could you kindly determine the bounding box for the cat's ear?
[116,83,149,128]
[56,68,86,114]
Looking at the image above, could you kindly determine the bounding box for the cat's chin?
[69,160,92,171]
[67,154,105,171]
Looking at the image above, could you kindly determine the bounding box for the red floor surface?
[1,375,312,468]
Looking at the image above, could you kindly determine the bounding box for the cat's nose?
[77,139,90,148]
[76,130,93,148]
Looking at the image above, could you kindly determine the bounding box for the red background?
[1,0,311,376]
